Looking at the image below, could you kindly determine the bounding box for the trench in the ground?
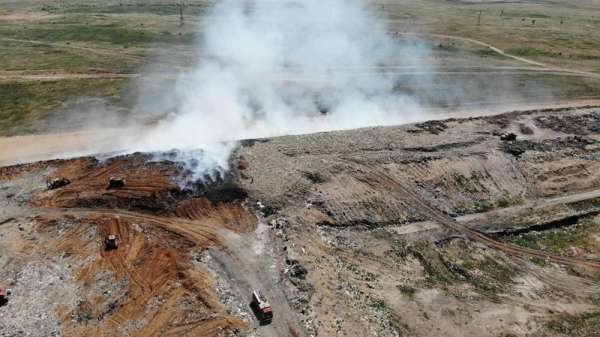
[491,210,600,237]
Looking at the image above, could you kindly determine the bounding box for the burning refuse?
[130,0,430,177]
[0,0,433,180]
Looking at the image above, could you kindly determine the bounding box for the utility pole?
[477,10,482,26]
[59,0,66,21]
[177,1,186,26]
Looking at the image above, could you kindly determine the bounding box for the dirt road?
[459,188,600,227]
[12,204,305,336]
[3,101,600,167]
[209,226,304,337]
[0,37,143,61]
[0,127,138,166]
[396,187,600,235]
[0,71,139,82]
[358,167,600,269]
[403,32,600,79]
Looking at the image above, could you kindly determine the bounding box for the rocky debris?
[239,138,271,148]
[46,177,70,190]
[1,169,50,214]
[286,258,308,280]
[501,136,597,157]
[302,171,328,184]
[484,114,512,129]
[269,217,290,241]
[283,254,314,315]
[502,142,526,157]
[89,270,128,308]
[519,123,535,135]
[193,252,252,325]
[534,111,600,135]
[404,139,483,153]
[0,261,81,337]
[434,234,467,245]
[413,120,448,135]
[255,200,278,217]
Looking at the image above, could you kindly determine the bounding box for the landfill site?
[2,0,600,336]
[0,106,599,337]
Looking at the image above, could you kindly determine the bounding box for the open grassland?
[0,1,205,135]
[0,79,127,136]
[0,38,140,72]
[0,0,599,136]
[382,0,600,73]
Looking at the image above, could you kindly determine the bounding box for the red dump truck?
[0,283,8,305]
[251,290,273,324]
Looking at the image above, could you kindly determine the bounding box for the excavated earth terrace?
[1,106,600,337]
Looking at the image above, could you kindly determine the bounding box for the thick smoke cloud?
[135,0,430,174]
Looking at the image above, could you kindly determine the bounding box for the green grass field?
[0,79,128,135]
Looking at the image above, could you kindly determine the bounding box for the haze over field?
[1,0,599,169]
[133,0,430,173]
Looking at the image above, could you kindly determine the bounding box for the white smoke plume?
[134,0,430,175]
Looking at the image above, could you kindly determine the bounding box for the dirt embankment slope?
[0,154,257,337]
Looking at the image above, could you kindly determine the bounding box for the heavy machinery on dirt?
[0,283,9,306]
[47,177,70,190]
[250,290,273,325]
[105,235,118,251]
[107,177,125,189]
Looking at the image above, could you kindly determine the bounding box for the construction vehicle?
[107,177,125,189]
[0,283,9,306]
[105,235,118,251]
[500,132,518,141]
[47,177,70,190]
[237,156,249,170]
[250,290,273,325]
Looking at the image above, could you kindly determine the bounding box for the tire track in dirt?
[0,37,143,61]
[0,71,139,82]
[352,165,600,270]
[19,211,240,336]
[401,32,600,79]
[209,227,303,337]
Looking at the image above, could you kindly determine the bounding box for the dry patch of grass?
[0,79,127,136]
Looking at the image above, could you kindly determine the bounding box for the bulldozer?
[107,177,125,190]
[105,234,118,251]
[47,177,70,190]
[250,290,273,325]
